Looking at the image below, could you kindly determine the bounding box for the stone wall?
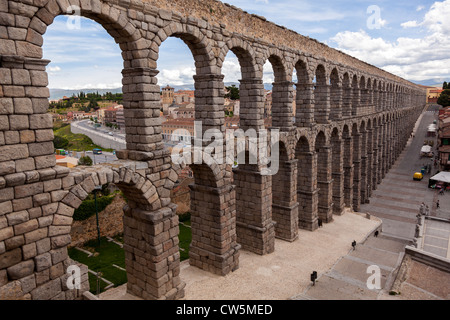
[0,0,426,301]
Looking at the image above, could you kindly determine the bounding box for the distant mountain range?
[49,78,444,100]
[49,82,274,100]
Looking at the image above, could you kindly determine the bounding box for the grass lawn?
[68,237,127,295]
[69,217,192,294]
[53,124,113,152]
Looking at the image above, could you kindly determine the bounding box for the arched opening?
[267,55,293,130]
[360,76,367,115]
[315,131,333,223]
[314,65,329,124]
[352,75,359,116]
[330,68,342,120]
[222,44,275,256]
[342,73,352,118]
[294,59,313,126]
[296,136,318,230]
[36,9,185,301]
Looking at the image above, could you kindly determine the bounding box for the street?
[360,104,446,241]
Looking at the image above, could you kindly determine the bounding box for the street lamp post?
[93,185,102,246]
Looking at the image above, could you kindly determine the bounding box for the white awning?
[431,172,450,183]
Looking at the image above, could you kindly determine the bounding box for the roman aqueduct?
[0,0,426,300]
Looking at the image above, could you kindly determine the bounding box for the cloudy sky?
[43,0,450,89]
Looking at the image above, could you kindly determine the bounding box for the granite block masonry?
[0,0,425,300]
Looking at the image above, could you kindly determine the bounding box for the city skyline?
[42,0,450,89]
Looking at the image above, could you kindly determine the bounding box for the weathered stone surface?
[14,219,39,235]
[19,274,37,294]
[34,252,52,272]
[36,238,50,255]
[0,226,13,242]
[30,278,61,300]
[0,247,22,269]
[24,227,48,244]
[14,182,43,199]
[6,210,29,225]
[22,242,37,260]
[7,260,35,280]
[0,145,29,161]
[0,280,25,300]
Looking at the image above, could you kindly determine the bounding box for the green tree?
[225,85,240,100]
[437,89,450,107]
[53,135,69,149]
[78,156,93,166]
[443,81,448,90]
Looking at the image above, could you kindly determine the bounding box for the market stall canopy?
[430,172,450,183]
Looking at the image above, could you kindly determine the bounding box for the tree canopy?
[438,89,450,107]
[225,85,240,100]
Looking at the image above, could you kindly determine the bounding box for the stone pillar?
[235,78,275,255]
[121,67,164,160]
[342,85,353,118]
[360,130,368,204]
[317,145,334,222]
[353,133,362,211]
[381,123,388,179]
[314,83,331,124]
[372,126,379,190]
[330,83,343,120]
[297,152,319,231]
[272,159,299,242]
[366,128,373,200]
[189,182,240,275]
[295,83,315,127]
[352,83,360,116]
[272,81,294,130]
[194,74,226,134]
[343,136,354,208]
[332,138,345,215]
[360,87,368,116]
[123,205,185,300]
[234,168,275,255]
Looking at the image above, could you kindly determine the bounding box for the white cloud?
[330,0,450,83]
[401,20,419,28]
[47,66,61,72]
[417,5,425,11]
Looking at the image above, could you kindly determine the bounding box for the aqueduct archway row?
[0,0,426,300]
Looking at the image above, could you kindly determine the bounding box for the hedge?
[73,195,115,221]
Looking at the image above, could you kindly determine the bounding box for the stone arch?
[294,58,314,127]
[54,164,184,300]
[156,21,216,74]
[23,0,141,61]
[265,51,294,129]
[314,64,330,124]
[219,38,259,78]
[342,72,352,118]
[351,74,360,116]
[330,67,342,120]
[189,162,239,275]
